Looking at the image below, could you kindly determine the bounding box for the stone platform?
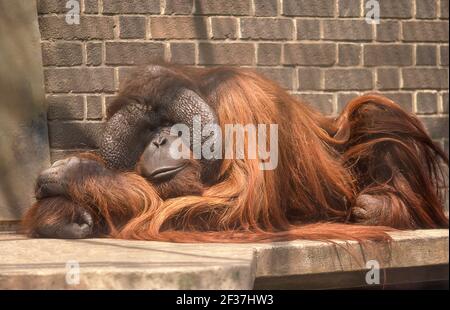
[0,229,448,289]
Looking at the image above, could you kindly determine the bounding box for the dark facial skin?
[99,99,207,194]
[136,127,190,183]
[99,101,158,171]
[100,88,219,173]
[99,75,222,194]
[134,127,204,199]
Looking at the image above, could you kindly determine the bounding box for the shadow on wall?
[195,0,214,65]
[47,110,105,162]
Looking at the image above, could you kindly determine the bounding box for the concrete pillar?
[0,0,50,223]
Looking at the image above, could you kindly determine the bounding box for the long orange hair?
[22,66,449,242]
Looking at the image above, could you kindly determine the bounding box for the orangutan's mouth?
[149,164,186,181]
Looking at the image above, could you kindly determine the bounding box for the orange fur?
[22,66,448,242]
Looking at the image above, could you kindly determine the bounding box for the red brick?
[298,68,323,90]
[376,21,400,42]
[338,0,361,17]
[284,43,336,66]
[415,0,437,19]
[86,42,102,66]
[402,68,449,90]
[296,93,334,115]
[198,43,255,65]
[150,17,208,39]
[165,0,194,14]
[403,21,449,42]
[376,68,400,90]
[46,95,84,120]
[240,18,293,40]
[441,45,449,66]
[322,20,372,41]
[254,0,278,16]
[211,17,237,39]
[324,69,373,91]
[194,0,251,15]
[416,45,438,66]
[419,116,449,139]
[87,96,103,120]
[383,92,414,112]
[39,16,114,40]
[37,0,70,14]
[337,92,360,112]
[283,0,335,17]
[170,43,196,65]
[378,0,413,18]
[105,42,165,65]
[416,92,438,114]
[42,42,82,66]
[119,16,146,39]
[44,68,115,93]
[257,43,281,66]
[48,122,105,149]
[441,0,449,18]
[84,0,99,14]
[256,68,295,90]
[296,20,320,40]
[364,44,413,66]
[338,44,362,66]
[102,0,160,14]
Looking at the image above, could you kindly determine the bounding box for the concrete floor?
[0,229,448,289]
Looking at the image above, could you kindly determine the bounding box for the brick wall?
[36,0,449,161]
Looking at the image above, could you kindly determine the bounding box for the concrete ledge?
[253,230,449,289]
[0,229,448,289]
